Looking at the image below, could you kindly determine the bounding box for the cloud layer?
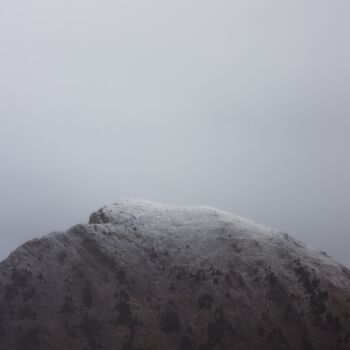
[1,0,349,265]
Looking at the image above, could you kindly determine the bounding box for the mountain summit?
[0,199,349,349]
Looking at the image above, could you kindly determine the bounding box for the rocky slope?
[0,199,349,350]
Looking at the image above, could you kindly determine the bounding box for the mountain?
[0,199,349,350]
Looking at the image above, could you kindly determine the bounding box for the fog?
[0,0,349,266]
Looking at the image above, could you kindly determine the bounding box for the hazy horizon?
[1,0,349,266]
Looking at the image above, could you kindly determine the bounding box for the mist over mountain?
[0,199,349,349]
[1,1,350,269]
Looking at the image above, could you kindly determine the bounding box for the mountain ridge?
[0,199,349,349]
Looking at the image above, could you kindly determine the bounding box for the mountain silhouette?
[0,199,349,349]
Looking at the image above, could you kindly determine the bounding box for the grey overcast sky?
[0,1,349,266]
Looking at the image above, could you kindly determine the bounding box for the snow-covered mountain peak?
[88,198,280,240]
[1,200,349,350]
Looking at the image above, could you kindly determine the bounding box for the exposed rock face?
[0,199,349,350]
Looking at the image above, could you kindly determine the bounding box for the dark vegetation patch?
[186,325,193,333]
[302,330,314,350]
[82,281,94,308]
[226,269,245,287]
[207,306,225,347]
[114,291,132,325]
[22,287,36,302]
[174,266,189,280]
[340,267,350,281]
[193,269,205,283]
[71,265,85,279]
[224,274,232,285]
[180,335,194,349]
[9,267,30,288]
[62,295,76,314]
[80,313,103,350]
[324,312,343,334]
[294,264,329,316]
[117,269,127,284]
[230,242,242,253]
[146,247,158,261]
[294,265,319,295]
[266,327,289,348]
[57,251,67,263]
[283,301,300,323]
[64,320,77,338]
[18,305,37,320]
[309,291,328,315]
[18,328,41,350]
[4,284,18,303]
[257,325,265,337]
[0,325,5,338]
[160,310,181,333]
[265,270,299,324]
[111,289,139,350]
[266,271,277,286]
[4,268,35,303]
[198,294,214,310]
[293,264,348,343]
[81,237,116,271]
[224,291,231,299]
[121,319,137,350]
